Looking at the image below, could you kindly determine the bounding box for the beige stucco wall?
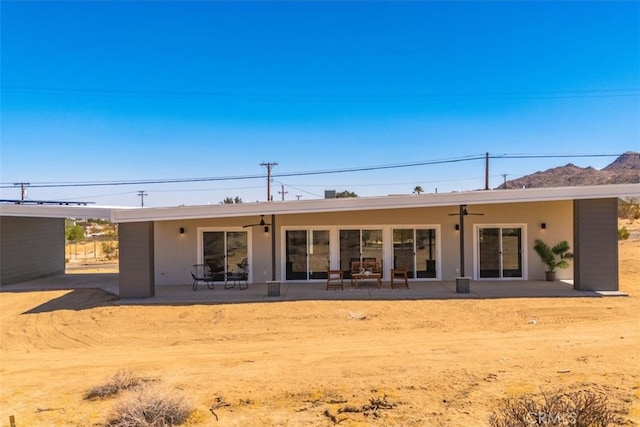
[153,200,573,285]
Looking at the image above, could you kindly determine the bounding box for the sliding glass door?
[478,227,523,278]
[285,230,330,280]
[339,229,383,278]
[202,230,248,280]
[393,228,437,279]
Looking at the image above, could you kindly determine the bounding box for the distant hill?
[498,152,640,189]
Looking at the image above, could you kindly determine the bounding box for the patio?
[1,273,627,306]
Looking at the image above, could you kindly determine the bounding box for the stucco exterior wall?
[152,200,573,285]
[0,216,65,285]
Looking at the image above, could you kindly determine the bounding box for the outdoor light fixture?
[264,226,269,233]
[541,223,546,229]
[179,227,185,234]
[455,224,460,231]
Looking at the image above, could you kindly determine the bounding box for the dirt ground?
[1,221,639,426]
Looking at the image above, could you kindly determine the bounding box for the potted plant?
[533,239,573,281]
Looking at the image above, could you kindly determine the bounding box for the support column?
[119,222,155,298]
[573,199,619,291]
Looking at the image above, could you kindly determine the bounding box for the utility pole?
[13,182,30,201]
[137,190,147,207]
[295,195,302,200]
[278,184,288,201]
[484,152,489,190]
[501,174,508,189]
[260,162,278,201]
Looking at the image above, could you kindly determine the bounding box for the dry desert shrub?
[489,387,622,427]
[105,385,193,427]
[84,369,148,400]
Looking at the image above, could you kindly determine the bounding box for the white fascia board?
[0,204,115,220]
[111,183,639,223]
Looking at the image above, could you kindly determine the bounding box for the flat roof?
[0,204,117,220]
[111,183,639,223]
[2,184,637,223]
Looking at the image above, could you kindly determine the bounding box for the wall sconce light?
[264,226,269,233]
[179,227,185,234]
[540,223,546,230]
[455,224,460,231]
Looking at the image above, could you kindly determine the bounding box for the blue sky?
[1,1,639,207]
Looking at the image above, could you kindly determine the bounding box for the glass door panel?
[479,228,501,278]
[501,228,522,277]
[416,229,437,278]
[393,229,415,278]
[203,231,225,280]
[226,231,248,275]
[286,230,308,280]
[340,230,360,278]
[362,229,383,269]
[309,230,330,279]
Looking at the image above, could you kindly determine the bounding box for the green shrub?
[618,226,630,241]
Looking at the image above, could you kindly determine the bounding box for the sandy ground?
[1,221,639,426]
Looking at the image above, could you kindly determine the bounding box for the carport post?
[267,214,280,296]
[456,204,470,293]
[271,214,276,281]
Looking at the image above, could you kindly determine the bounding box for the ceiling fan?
[448,205,484,217]
[243,215,271,232]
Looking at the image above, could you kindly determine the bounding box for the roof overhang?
[111,183,640,223]
[0,204,117,220]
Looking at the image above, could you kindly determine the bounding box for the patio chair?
[206,259,226,280]
[191,264,215,291]
[390,268,409,289]
[326,270,344,290]
[350,261,362,286]
[225,262,249,290]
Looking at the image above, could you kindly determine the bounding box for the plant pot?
[545,271,556,281]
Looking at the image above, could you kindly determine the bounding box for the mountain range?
[499,151,640,189]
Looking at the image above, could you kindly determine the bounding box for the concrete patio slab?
[2,274,624,306]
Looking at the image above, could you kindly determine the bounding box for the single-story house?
[1,184,638,298]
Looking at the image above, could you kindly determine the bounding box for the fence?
[65,236,119,262]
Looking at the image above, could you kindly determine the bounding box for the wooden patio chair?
[349,261,362,286]
[390,268,409,289]
[326,270,344,290]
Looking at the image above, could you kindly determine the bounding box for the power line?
[3,86,639,100]
[0,152,625,190]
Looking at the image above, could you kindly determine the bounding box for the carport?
[0,204,113,285]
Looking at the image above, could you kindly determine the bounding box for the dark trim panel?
[573,198,619,291]
[0,216,65,285]
[119,222,155,298]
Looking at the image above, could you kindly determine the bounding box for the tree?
[335,190,358,198]
[65,221,85,242]
[413,186,424,194]
[221,196,243,204]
